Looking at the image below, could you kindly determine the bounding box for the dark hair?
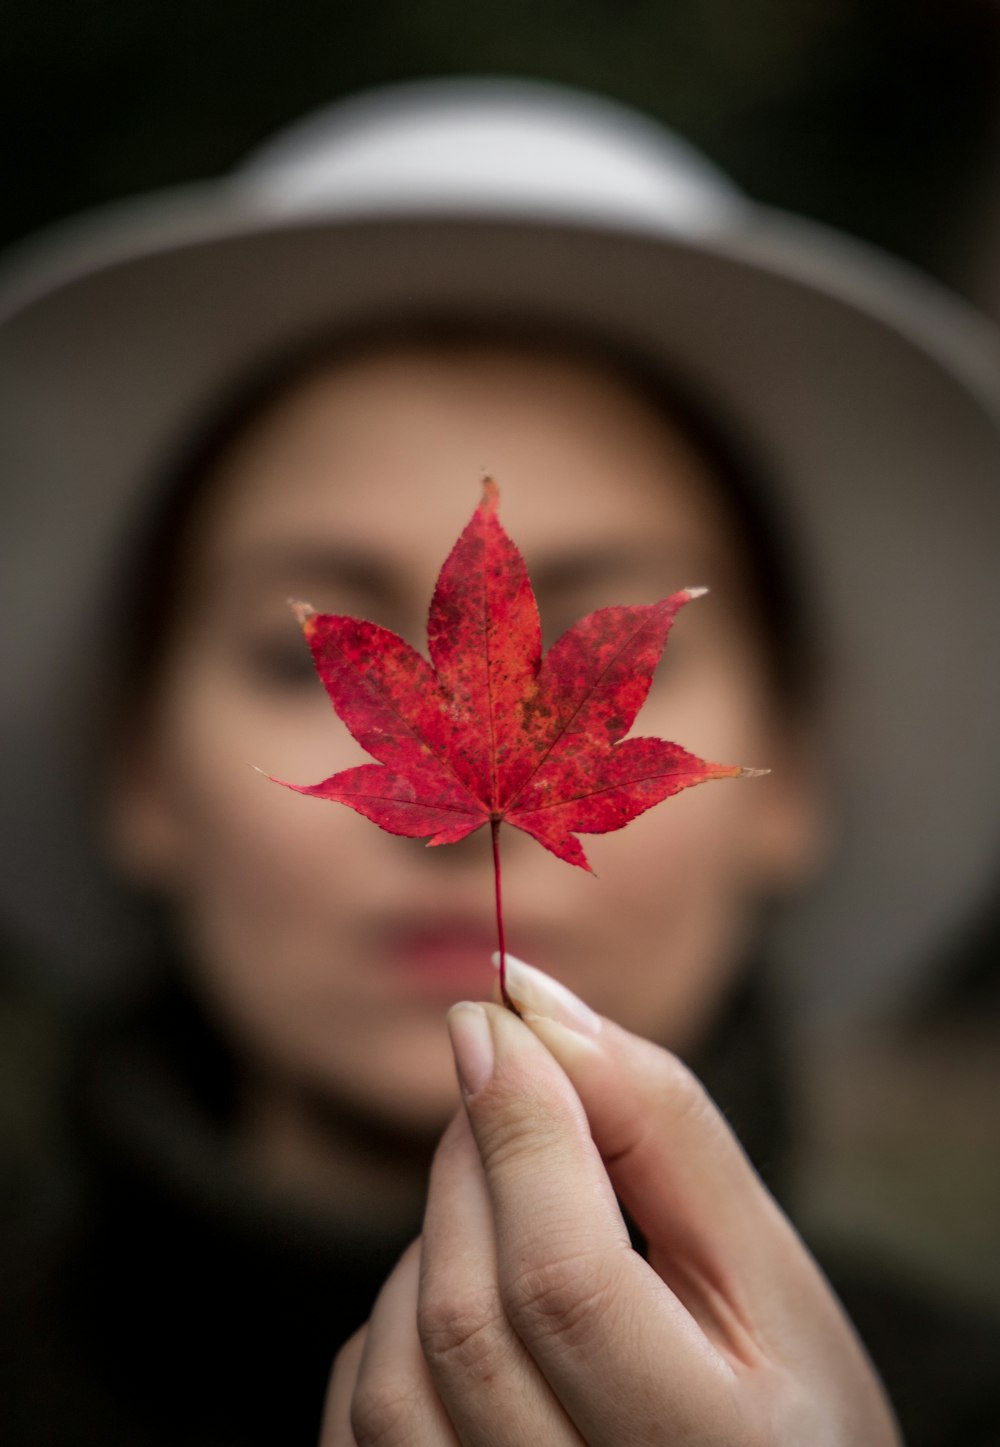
[110,314,819,730]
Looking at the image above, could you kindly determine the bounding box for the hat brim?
[3,196,1000,1018]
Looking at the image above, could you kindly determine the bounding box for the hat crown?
[238,78,744,235]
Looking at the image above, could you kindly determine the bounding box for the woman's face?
[113,343,818,1145]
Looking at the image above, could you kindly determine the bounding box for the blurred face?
[112,343,818,1168]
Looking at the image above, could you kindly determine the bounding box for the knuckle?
[657,1051,715,1130]
[349,1373,425,1447]
[474,1083,573,1178]
[475,1104,543,1169]
[417,1282,507,1377]
[502,1244,623,1351]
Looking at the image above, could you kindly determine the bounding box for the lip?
[382,920,498,995]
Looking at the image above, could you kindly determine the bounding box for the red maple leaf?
[270,479,763,1004]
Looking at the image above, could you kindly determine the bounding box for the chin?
[307,1030,463,1143]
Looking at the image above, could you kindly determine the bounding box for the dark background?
[2,0,999,1299]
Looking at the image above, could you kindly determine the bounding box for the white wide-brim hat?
[2,77,1000,1021]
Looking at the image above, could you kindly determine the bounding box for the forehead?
[189,341,742,592]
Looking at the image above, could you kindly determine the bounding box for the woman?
[1,80,999,1446]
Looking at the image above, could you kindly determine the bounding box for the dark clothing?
[824,1252,1000,1447]
[2,977,999,1446]
[2,981,410,1446]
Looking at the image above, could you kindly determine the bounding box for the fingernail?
[491,953,602,1036]
[447,1002,494,1096]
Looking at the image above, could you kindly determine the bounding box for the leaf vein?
[327,630,482,809]
[503,610,666,814]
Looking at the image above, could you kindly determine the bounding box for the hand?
[322,956,901,1445]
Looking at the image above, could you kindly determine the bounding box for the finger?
[321,1327,365,1446]
[447,1001,744,1446]
[418,1109,585,1445]
[348,1239,462,1446]
[500,954,870,1357]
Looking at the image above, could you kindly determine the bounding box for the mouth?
[382,920,503,998]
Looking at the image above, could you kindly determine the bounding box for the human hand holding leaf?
[269,480,764,1005]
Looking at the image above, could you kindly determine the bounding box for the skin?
[111,341,819,1220]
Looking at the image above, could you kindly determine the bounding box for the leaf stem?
[491,818,517,1013]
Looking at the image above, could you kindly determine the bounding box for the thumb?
[496,953,813,1326]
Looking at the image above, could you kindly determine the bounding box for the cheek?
[516,653,786,1050]
[152,660,357,903]
[142,661,467,1125]
[155,715,353,1021]
[144,663,352,1006]
[563,784,764,1048]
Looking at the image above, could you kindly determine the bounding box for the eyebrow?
[217,544,407,607]
[529,544,682,592]
[215,536,724,612]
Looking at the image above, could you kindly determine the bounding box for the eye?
[239,632,319,688]
[541,614,581,652]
